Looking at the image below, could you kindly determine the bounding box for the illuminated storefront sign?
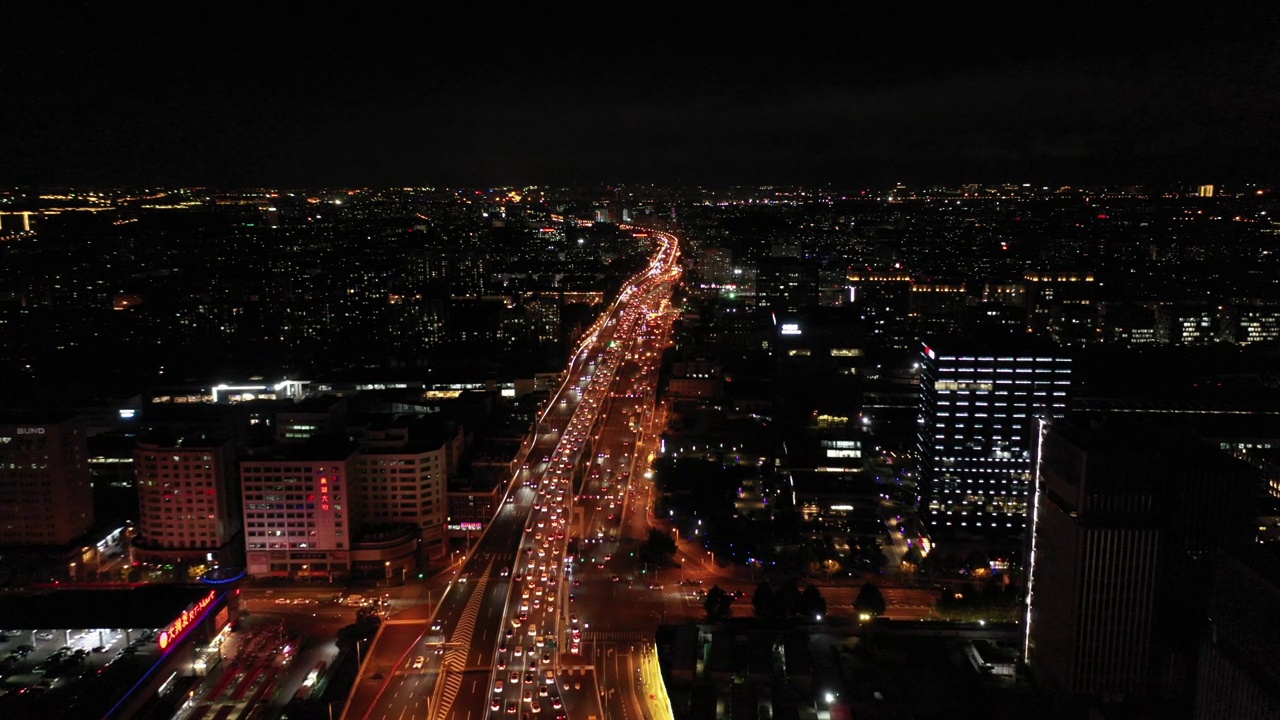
[780,323,801,335]
[320,476,330,512]
[157,590,217,652]
[447,522,483,532]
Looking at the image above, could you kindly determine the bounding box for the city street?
[344,231,681,720]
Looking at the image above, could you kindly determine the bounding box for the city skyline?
[2,4,1280,716]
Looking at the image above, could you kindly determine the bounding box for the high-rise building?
[696,247,734,288]
[756,257,818,312]
[916,340,1071,536]
[0,414,93,546]
[133,435,240,565]
[1236,305,1280,345]
[1023,271,1096,336]
[1025,419,1257,705]
[353,417,450,559]
[241,441,357,580]
[1196,547,1280,720]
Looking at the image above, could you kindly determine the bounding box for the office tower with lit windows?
[133,435,240,565]
[0,414,93,546]
[240,441,357,579]
[916,339,1071,536]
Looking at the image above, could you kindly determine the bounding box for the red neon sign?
[157,590,216,652]
[320,476,331,512]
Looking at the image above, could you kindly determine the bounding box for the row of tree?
[701,582,832,623]
[751,581,827,621]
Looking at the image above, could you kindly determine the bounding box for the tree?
[964,548,990,574]
[639,528,678,566]
[918,549,946,576]
[855,582,886,618]
[704,584,734,622]
[902,546,924,568]
[853,541,889,574]
[355,606,383,638]
[751,582,775,619]
[774,581,801,621]
[800,585,827,619]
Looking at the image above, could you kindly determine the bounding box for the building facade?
[1026,419,1258,706]
[133,436,240,564]
[916,341,1071,535]
[0,414,93,546]
[353,420,449,559]
[241,443,357,579]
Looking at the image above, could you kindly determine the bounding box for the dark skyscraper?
[0,414,94,546]
[1025,419,1257,709]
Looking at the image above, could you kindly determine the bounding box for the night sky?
[3,3,1278,188]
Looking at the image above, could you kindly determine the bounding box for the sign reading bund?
[157,590,217,652]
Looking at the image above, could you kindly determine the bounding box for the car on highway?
[494,679,505,693]
[412,655,424,669]
[492,699,503,712]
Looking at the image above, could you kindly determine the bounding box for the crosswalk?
[580,630,651,642]
[572,570,628,582]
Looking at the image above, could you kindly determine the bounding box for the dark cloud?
[2,2,1277,186]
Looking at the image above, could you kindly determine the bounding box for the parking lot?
[0,625,160,701]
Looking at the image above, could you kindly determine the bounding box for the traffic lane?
[598,641,636,720]
[557,666,603,720]
[345,621,431,720]
[469,577,509,668]
[350,565,491,719]
[370,669,430,720]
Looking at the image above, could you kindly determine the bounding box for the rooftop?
[0,584,223,630]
